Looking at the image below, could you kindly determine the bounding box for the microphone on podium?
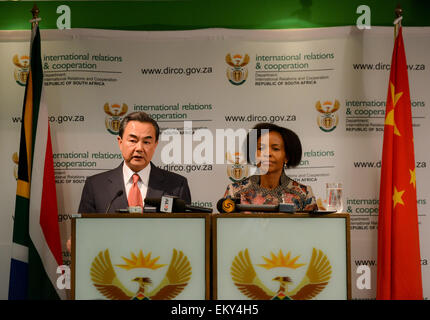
[105,190,124,213]
[144,196,213,213]
[216,197,296,213]
[216,198,336,214]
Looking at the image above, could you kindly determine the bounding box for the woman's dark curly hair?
[245,122,302,168]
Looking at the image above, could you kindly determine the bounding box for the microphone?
[217,197,296,213]
[183,204,213,213]
[144,197,213,213]
[105,190,124,213]
[144,197,184,213]
[216,198,336,214]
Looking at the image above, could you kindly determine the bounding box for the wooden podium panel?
[212,213,351,300]
[71,213,210,300]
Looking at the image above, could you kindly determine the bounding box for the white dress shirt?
[122,163,151,205]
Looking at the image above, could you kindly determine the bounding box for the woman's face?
[256,131,287,174]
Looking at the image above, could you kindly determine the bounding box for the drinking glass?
[326,183,343,212]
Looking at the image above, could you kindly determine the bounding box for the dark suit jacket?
[78,162,191,213]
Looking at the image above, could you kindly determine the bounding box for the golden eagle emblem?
[226,53,250,86]
[90,249,191,300]
[231,248,331,300]
[13,54,30,86]
[316,100,340,132]
[103,103,128,135]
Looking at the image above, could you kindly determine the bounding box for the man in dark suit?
[78,111,191,213]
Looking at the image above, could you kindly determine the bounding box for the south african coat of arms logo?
[90,249,191,300]
[231,248,331,300]
[226,53,250,86]
[316,100,340,132]
[13,54,30,86]
[226,152,249,182]
[104,103,128,135]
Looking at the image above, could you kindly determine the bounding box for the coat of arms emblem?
[226,152,249,182]
[316,100,340,132]
[90,249,191,300]
[13,54,30,86]
[104,103,128,135]
[226,53,250,86]
[231,248,331,300]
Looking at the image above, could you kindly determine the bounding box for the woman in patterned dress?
[223,123,318,212]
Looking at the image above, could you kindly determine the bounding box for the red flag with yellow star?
[377,26,423,300]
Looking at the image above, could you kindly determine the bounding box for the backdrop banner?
[1,26,428,299]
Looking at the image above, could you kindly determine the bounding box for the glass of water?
[326,183,343,212]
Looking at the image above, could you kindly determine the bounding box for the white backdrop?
[0,26,428,299]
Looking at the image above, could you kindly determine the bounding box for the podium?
[71,213,211,300]
[72,212,350,300]
[213,213,351,300]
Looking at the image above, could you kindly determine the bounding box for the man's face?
[117,121,158,172]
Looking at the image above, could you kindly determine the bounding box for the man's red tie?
[128,173,143,208]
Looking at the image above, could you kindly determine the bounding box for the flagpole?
[394,4,402,40]
[29,4,41,55]
[30,3,41,27]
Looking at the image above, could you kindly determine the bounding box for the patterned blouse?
[223,172,318,212]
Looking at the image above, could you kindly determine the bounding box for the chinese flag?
[377,26,423,300]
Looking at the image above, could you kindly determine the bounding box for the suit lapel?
[146,162,166,199]
[106,163,128,210]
